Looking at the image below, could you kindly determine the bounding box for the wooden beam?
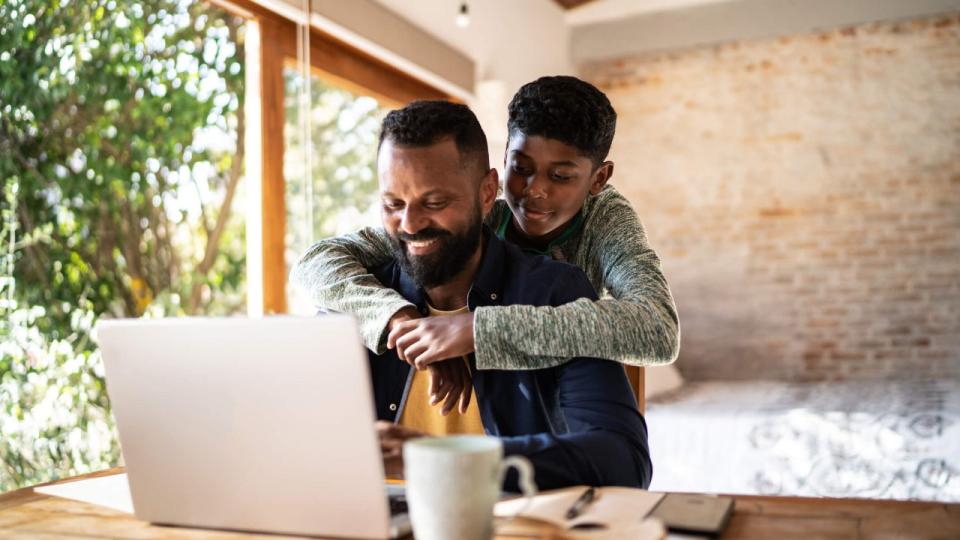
[218,0,451,315]
[259,18,288,315]
[624,365,645,413]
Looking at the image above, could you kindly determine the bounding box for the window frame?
[216,0,450,314]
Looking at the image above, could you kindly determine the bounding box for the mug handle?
[499,455,538,519]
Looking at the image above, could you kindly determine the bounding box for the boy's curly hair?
[507,76,616,167]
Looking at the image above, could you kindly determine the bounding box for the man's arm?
[290,227,411,353]
[500,360,651,491]
[499,267,652,491]
[473,188,680,370]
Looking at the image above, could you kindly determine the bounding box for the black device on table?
[649,493,735,537]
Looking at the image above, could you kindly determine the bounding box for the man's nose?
[400,205,428,234]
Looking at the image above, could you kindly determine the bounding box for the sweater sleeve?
[472,189,680,370]
[290,227,413,354]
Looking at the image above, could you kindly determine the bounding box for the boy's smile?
[504,134,613,245]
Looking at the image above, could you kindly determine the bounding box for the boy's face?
[503,133,612,241]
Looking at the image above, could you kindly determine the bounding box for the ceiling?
[563,0,738,26]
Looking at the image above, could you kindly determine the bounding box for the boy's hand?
[387,312,476,369]
[387,307,422,353]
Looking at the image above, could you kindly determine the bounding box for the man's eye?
[511,164,532,176]
[550,174,573,182]
[383,201,404,210]
[424,200,449,210]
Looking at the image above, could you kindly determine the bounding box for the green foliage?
[0,302,118,492]
[1,0,246,323]
[0,0,246,491]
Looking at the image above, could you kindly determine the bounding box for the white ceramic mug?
[403,435,537,540]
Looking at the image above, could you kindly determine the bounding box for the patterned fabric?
[290,185,680,370]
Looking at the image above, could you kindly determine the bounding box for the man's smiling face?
[379,137,489,288]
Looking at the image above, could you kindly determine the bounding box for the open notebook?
[494,485,667,538]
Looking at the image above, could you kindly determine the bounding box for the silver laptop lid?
[97,316,391,539]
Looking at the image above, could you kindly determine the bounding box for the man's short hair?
[507,76,617,167]
[378,100,490,173]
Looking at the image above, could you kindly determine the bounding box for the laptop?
[97,316,411,539]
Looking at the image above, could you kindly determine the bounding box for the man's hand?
[426,359,473,416]
[376,421,426,479]
[387,312,476,369]
[387,310,475,415]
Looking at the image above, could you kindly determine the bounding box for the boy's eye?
[511,164,532,176]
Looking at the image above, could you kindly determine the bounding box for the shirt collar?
[494,207,584,256]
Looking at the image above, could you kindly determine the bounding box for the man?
[366,100,651,491]
[293,76,679,416]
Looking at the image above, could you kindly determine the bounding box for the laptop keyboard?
[388,494,408,516]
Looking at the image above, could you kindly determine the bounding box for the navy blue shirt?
[368,229,652,491]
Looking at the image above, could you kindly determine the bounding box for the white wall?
[374,0,571,95]
[572,0,960,62]
[373,0,573,165]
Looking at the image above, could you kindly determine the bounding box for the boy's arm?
[290,227,413,354]
[473,190,680,370]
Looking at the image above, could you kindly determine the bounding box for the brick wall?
[581,13,960,381]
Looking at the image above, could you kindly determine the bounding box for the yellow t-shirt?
[397,304,484,436]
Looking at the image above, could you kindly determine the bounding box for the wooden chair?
[624,365,645,413]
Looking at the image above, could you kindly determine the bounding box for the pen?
[565,486,596,520]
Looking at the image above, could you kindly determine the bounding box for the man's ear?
[589,161,614,195]
[480,168,499,216]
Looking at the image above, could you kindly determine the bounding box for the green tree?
[0,0,246,490]
[1,0,246,325]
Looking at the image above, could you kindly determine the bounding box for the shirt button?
[389,403,398,412]
[490,293,497,300]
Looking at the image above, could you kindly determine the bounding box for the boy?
[292,75,679,414]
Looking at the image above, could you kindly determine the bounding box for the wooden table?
[2,469,958,539]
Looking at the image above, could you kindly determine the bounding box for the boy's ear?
[589,161,614,195]
[480,168,499,216]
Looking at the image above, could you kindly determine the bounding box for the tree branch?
[187,103,245,313]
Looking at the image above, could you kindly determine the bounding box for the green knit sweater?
[291,185,680,370]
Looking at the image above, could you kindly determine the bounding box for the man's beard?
[388,205,483,289]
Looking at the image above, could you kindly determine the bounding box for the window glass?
[283,69,389,314]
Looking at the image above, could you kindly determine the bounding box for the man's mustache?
[396,228,451,243]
